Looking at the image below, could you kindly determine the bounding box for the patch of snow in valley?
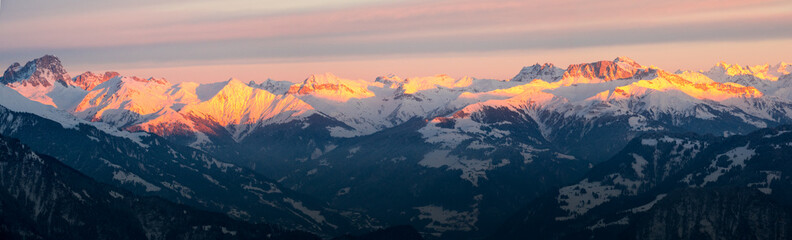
[112,170,161,192]
[283,198,337,229]
[641,138,658,146]
[414,205,478,236]
[748,171,781,194]
[631,153,648,178]
[419,150,510,186]
[587,217,630,230]
[701,144,755,186]
[556,179,622,220]
[108,191,124,199]
[627,194,667,213]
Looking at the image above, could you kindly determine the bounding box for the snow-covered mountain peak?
[1,55,71,88]
[375,74,406,87]
[224,77,246,87]
[775,62,792,75]
[303,73,342,84]
[713,62,749,76]
[183,79,314,127]
[511,63,564,82]
[613,56,638,65]
[200,78,260,103]
[608,70,763,102]
[399,74,474,94]
[71,71,120,91]
[707,62,783,81]
[247,78,294,95]
[701,62,792,92]
[72,74,182,126]
[98,75,172,92]
[287,73,375,101]
[559,57,646,85]
[0,55,87,110]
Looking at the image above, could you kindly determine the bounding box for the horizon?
[1,0,791,83]
[21,53,792,84]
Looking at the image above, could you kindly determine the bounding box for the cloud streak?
[0,0,790,82]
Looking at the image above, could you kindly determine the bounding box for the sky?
[0,0,791,83]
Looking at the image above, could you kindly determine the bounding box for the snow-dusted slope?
[74,76,174,127]
[0,84,148,145]
[287,73,375,101]
[180,79,315,141]
[75,77,317,146]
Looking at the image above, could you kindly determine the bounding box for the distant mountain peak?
[375,74,405,86]
[1,55,70,88]
[560,57,645,84]
[399,74,471,94]
[304,72,341,85]
[512,63,564,82]
[613,56,638,64]
[777,62,792,75]
[706,61,792,81]
[226,77,244,84]
[71,71,120,91]
[714,62,751,76]
[610,70,764,101]
[288,73,374,101]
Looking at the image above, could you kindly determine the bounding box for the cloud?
[0,0,790,79]
[2,0,789,48]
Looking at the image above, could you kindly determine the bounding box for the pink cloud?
[1,0,788,50]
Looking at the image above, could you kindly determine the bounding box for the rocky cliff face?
[561,57,644,84]
[0,55,70,87]
[71,71,120,91]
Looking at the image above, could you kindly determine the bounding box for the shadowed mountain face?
[634,188,790,240]
[493,125,792,240]
[2,55,792,239]
[0,104,363,236]
[0,134,320,240]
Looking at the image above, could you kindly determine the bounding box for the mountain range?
[1,55,791,239]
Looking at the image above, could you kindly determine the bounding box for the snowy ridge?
[0,84,148,146]
[181,79,315,141]
[70,76,317,145]
[5,55,792,149]
[287,73,375,102]
[71,71,120,91]
[511,63,564,82]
